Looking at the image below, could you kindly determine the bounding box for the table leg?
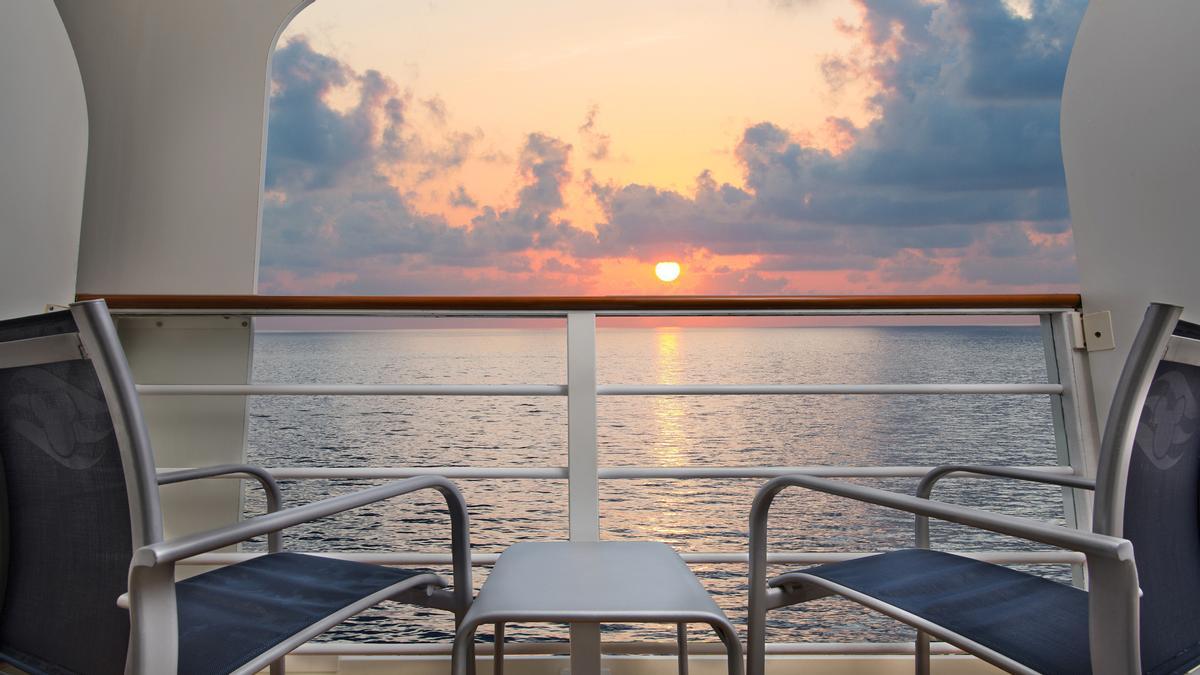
[915,631,930,675]
[495,622,505,675]
[677,623,688,675]
[707,620,744,675]
[570,622,602,675]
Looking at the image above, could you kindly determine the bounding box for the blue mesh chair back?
[0,310,133,675]
[1124,318,1200,674]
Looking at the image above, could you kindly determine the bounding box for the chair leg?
[270,657,285,675]
[495,622,505,675]
[677,623,688,675]
[746,595,766,675]
[915,631,930,675]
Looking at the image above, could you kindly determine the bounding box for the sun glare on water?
[655,261,681,283]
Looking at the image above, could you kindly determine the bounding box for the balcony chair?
[748,302,1200,675]
[0,299,474,675]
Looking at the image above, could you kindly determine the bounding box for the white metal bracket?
[1068,311,1117,352]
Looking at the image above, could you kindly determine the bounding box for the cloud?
[556,0,1082,286]
[516,133,572,212]
[260,1,1085,295]
[958,0,1085,100]
[578,105,611,161]
[956,222,1077,285]
[746,1,1079,201]
[260,46,585,290]
[878,250,944,283]
[423,96,448,125]
[265,37,399,191]
[448,185,477,209]
[416,130,480,181]
[261,134,578,276]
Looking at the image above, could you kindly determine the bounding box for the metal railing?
[100,293,1097,659]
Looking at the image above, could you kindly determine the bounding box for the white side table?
[451,541,743,675]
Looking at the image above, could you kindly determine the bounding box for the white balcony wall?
[1063,1,1200,424]
[54,0,308,295]
[51,0,310,542]
[0,0,87,319]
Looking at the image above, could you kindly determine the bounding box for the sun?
[655,261,681,283]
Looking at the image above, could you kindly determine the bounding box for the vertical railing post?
[1041,311,1101,585]
[567,311,600,539]
[566,312,601,673]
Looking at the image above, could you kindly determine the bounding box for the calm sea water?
[244,324,1069,645]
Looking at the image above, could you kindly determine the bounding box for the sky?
[258,0,1087,296]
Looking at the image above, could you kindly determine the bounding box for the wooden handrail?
[77,293,1082,312]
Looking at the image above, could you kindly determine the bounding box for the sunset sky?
[258,0,1086,296]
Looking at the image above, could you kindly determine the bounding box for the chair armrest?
[157,464,284,552]
[747,474,1140,675]
[751,474,1127,560]
[914,465,1096,547]
[132,475,473,616]
[135,474,467,561]
[131,473,468,610]
[126,475,474,674]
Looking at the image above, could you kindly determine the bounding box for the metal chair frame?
[0,300,474,675]
[748,302,1189,675]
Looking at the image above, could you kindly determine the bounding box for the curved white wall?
[54,0,308,295]
[0,0,87,319]
[1062,1,1200,422]
[50,0,308,543]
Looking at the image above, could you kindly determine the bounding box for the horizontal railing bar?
[600,465,1072,479]
[136,383,1063,396]
[81,293,1082,314]
[109,309,1066,318]
[159,465,1071,480]
[156,466,570,479]
[293,641,967,656]
[599,309,1058,317]
[107,310,1069,318]
[185,550,1083,567]
[137,384,567,396]
[598,384,1063,396]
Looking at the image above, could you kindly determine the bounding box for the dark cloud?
[262,133,579,279]
[448,185,478,209]
[261,1,1084,294]
[516,133,572,212]
[416,130,480,181]
[958,0,1086,100]
[953,221,1077,285]
[260,49,583,288]
[579,176,788,260]
[265,38,490,193]
[563,0,1082,285]
[559,0,1080,278]
[878,250,943,283]
[265,38,403,191]
[744,0,1078,207]
[540,257,600,277]
[261,176,460,270]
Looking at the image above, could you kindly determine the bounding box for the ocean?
[244,323,1069,645]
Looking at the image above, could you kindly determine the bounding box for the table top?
[462,541,729,625]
